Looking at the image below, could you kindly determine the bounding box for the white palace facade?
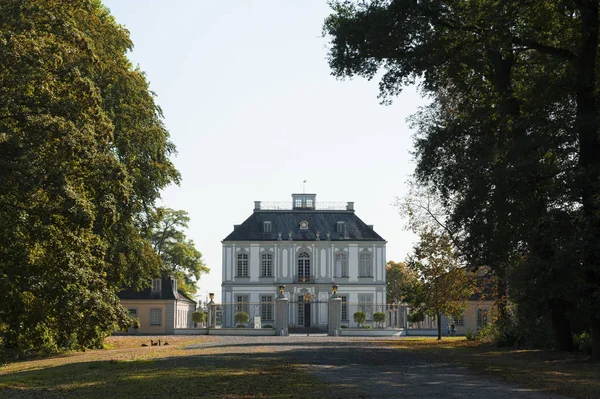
[221,193,387,330]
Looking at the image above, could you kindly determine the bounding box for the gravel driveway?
[187,335,569,399]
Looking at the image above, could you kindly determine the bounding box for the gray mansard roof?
[223,210,385,242]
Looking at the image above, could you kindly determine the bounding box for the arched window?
[359,251,373,277]
[298,251,310,282]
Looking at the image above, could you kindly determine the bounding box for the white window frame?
[151,278,161,292]
[261,295,273,320]
[298,251,310,282]
[261,252,273,277]
[336,221,345,233]
[237,252,249,277]
[263,221,272,232]
[477,308,488,327]
[334,252,348,278]
[341,295,348,321]
[359,251,373,277]
[235,294,249,316]
[150,308,162,326]
[358,294,373,320]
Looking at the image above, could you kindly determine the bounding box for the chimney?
[346,202,354,211]
[368,225,374,229]
[254,201,261,211]
[234,224,240,230]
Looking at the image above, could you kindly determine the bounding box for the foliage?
[130,318,141,330]
[353,311,366,327]
[407,229,475,339]
[574,331,593,355]
[262,324,273,329]
[407,312,425,325]
[234,312,250,326]
[191,311,206,325]
[323,0,600,358]
[373,312,386,328]
[144,208,208,297]
[386,261,419,304]
[0,0,179,355]
[465,330,477,341]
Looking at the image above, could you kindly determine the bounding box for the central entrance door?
[304,302,311,327]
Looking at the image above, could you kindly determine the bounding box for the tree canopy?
[325,0,600,357]
[0,0,179,354]
[145,207,209,297]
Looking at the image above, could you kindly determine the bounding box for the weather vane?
[303,179,307,193]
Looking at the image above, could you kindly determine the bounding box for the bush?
[361,325,372,329]
[574,331,593,354]
[353,311,367,327]
[262,324,273,329]
[234,311,249,327]
[192,311,206,325]
[407,311,425,324]
[131,318,141,330]
[340,325,348,328]
[465,329,477,340]
[373,312,386,328]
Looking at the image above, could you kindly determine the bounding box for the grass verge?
[0,336,325,398]
[385,337,599,399]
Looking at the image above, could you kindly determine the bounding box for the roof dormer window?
[336,221,345,233]
[299,220,309,230]
[152,278,161,292]
[263,221,272,232]
[292,193,316,210]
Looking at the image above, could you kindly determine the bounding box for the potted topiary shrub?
[353,311,366,328]
[234,311,249,327]
[192,310,204,327]
[373,312,386,328]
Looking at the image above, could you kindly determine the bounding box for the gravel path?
[187,335,570,399]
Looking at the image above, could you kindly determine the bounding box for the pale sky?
[102,0,428,302]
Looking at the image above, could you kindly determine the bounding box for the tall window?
[359,251,373,277]
[477,308,488,327]
[453,314,465,326]
[261,295,273,320]
[341,295,348,321]
[150,309,162,326]
[298,251,310,282]
[235,295,249,315]
[334,253,348,277]
[297,295,305,326]
[261,253,273,277]
[237,253,248,277]
[358,294,373,320]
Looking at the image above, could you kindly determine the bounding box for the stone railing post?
[328,286,342,336]
[275,285,289,336]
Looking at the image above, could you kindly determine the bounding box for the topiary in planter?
[234,311,250,327]
[373,312,386,328]
[353,311,366,327]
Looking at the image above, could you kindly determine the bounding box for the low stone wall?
[340,328,406,337]
[174,328,277,336]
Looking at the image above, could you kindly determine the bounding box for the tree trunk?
[548,299,574,352]
[592,317,600,361]
[576,0,600,361]
[437,313,442,340]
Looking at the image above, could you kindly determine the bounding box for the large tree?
[324,0,600,357]
[145,208,209,297]
[0,0,179,354]
[386,260,419,304]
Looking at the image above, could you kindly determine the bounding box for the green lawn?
[0,336,325,398]
[386,337,600,399]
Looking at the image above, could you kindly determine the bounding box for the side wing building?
[221,193,386,330]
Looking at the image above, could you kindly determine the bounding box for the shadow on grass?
[0,351,325,399]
